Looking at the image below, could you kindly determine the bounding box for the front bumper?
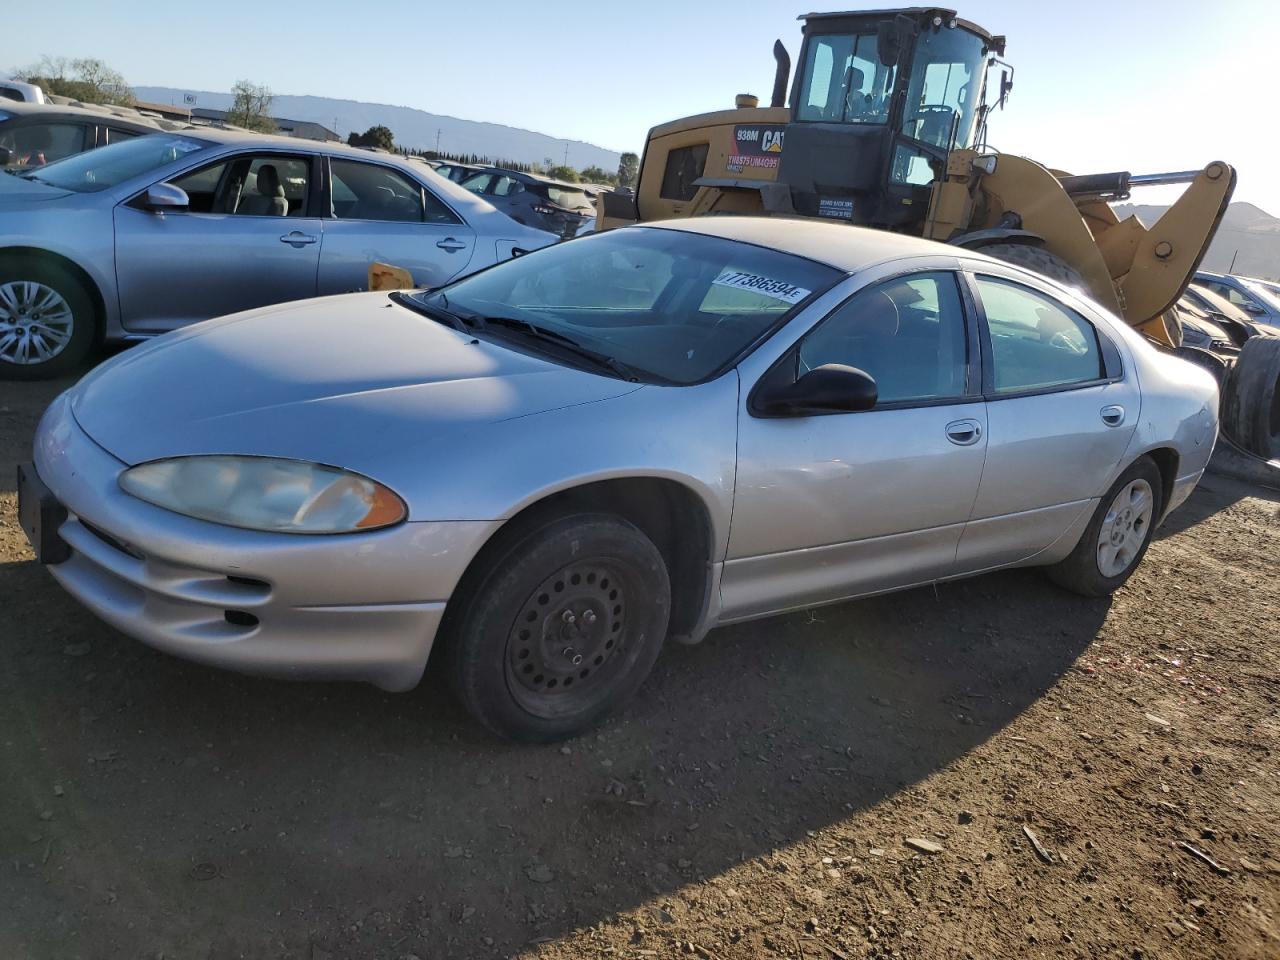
[31,393,500,691]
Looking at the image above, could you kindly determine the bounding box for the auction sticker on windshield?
[711,270,811,305]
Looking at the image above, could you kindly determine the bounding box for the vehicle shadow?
[0,550,1109,959]
[1157,470,1280,541]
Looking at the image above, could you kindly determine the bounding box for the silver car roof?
[641,216,972,274]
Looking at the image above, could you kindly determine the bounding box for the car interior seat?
[236,164,288,216]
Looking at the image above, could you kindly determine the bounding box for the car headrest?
[257,164,283,197]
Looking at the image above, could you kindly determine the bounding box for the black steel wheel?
[443,512,670,742]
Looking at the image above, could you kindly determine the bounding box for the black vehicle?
[0,100,182,170]
[459,168,596,238]
[431,161,486,183]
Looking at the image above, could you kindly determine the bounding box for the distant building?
[189,107,339,142]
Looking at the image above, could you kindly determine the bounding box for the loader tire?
[978,242,1087,291]
[1222,334,1280,459]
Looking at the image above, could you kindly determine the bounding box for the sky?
[3,0,1277,214]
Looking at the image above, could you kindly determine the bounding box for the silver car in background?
[0,129,556,377]
[20,219,1219,741]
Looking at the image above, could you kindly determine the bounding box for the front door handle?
[945,419,983,446]
[280,231,318,247]
[436,237,468,252]
[1100,404,1126,427]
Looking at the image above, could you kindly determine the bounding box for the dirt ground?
[1,370,1277,960]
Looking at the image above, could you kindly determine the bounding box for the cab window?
[796,32,897,124]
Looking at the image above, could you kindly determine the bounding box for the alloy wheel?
[0,280,74,366]
[1096,478,1155,577]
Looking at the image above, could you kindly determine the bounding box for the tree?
[347,124,395,150]
[226,80,275,133]
[579,165,617,186]
[545,164,580,183]
[617,152,639,189]
[19,55,134,105]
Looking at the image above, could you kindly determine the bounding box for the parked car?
[0,129,557,377]
[459,168,596,238]
[432,161,485,183]
[20,218,1219,740]
[1182,283,1264,346]
[0,99,182,171]
[1194,271,1280,330]
[0,80,47,104]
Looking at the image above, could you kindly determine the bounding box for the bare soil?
[1,371,1277,960]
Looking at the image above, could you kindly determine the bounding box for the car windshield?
[412,227,840,384]
[1242,278,1280,310]
[19,133,208,192]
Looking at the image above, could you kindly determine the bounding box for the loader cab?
[779,8,1004,228]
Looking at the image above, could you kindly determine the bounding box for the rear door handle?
[945,418,983,446]
[1100,405,1126,427]
[436,238,467,252]
[280,231,317,247]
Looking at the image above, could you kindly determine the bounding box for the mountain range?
[1114,201,1280,280]
[133,87,623,171]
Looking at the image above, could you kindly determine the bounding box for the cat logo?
[762,129,784,153]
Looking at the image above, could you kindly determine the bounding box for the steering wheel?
[905,105,957,146]
[1048,330,1089,355]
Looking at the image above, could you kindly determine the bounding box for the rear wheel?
[978,242,1087,291]
[0,259,97,380]
[1046,457,1164,597]
[444,513,670,742]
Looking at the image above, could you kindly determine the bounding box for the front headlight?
[119,456,406,534]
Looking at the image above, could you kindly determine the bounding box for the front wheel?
[1046,457,1164,597]
[443,513,671,742]
[0,260,97,380]
[978,242,1087,291]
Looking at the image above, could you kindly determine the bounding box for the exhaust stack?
[771,40,790,108]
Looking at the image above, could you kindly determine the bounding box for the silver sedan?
[20,218,1219,741]
[0,129,556,378]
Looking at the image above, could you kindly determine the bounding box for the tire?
[1046,457,1164,598]
[1222,334,1280,459]
[443,512,671,742]
[0,258,97,380]
[978,242,1088,291]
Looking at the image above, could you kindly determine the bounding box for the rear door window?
[459,172,495,194]
[976,276,1104,394]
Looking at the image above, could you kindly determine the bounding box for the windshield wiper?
[476,315,644,382]
[391,291,473,333]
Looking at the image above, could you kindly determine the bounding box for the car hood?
[71,293,640,471]
[0,170,74,203]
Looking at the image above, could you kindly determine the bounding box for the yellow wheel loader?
[597,6,1280,462]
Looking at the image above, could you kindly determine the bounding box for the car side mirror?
[142,183,189,212]
[1241,302,1266,316]
[0,146,12,167]
[755,363,878,416]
